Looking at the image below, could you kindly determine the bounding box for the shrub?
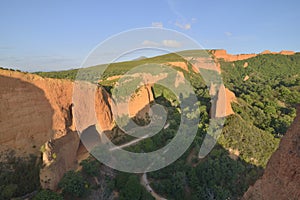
[33,190,63,200]
[58,170,88,197]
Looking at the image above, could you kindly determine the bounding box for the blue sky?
[0,0,299,71]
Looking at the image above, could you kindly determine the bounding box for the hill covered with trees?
[1,51,300,199]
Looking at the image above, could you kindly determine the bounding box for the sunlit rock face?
[243,105,300,200]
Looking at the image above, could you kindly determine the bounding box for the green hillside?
[4,52,300,199]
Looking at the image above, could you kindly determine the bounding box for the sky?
[0,0,299,71]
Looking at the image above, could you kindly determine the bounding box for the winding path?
[140,173,167,200]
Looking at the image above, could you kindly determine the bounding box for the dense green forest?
[1,52,300,199]
[221,53,300,136]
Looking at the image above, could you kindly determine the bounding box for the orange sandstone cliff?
[0,70,74,156]
[0,69,154,190]
[243,105,300,200]
[210,49,257,62]
[210,49,296,62]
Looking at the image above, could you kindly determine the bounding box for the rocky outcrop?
[279,50,295,55]
[167,58,236,117]
[40,131,80,190]
[167,62,189,71]
[261,50,296,55]
[210,84,237,118]
[243,75,250,81]
[73,82,114,133]
[243,105,300,200]
[210,49,256,62]
[128,85,154,118]
[167,58,221,73]
[210,49,296,62]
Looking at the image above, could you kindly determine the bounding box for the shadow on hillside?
[0,74,54,155]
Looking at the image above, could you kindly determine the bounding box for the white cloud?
[142,40,160,46]
[142,39,182,48]
[175,21,191,30]
[162,40,182,48]
[151,22,163,28]
[225,32,233,37]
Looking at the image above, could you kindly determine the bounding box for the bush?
[0,152,41,199]
[33,190,63,200]
[58,170,88,197]
[80,157,101,177]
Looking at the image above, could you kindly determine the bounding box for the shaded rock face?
[243,105,300,200]
[73,83,114,133]
[1,73,75,151]
[0,75,54,156]
[40,131,80,190]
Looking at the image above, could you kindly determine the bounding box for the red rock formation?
[210,49,296,62]
[260,50,295,55]
[210,49,256,62]
[224,88,237,116]
[216,85,236,117]
[279,50,295,55]
[243,105,300,200]
[210,84,237,118]
[261,50,273,54]
[167,62,189,71]
[73,82,114,133]
[0,69,154,155]
[95,86,114,130]
[109,87,152,120]
[0,69,116,190]
[128,85,154,118]
[243,75,250,81]
[0,70,73,156]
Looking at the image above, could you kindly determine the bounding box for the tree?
[1,184,17,199]
[119,175,143,200]
[33,190,63,200]
[58,170,88,197]
[80,157,101,177]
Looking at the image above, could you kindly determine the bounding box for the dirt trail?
[141,173,167,200]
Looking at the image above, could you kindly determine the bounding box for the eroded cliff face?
[0,70,74,156]
[243,105,300,200]
[0,69,155,190]
[128,85,154,118]
[210,49,296,62]
[0,69,124,156]
[0,70,114,190]
[209,84,237,118]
